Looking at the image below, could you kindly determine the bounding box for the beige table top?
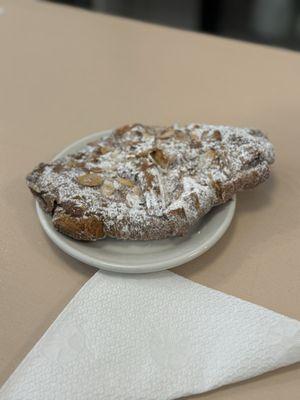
[0,0,300,398]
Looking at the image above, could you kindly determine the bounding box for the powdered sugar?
[26,123,275,240]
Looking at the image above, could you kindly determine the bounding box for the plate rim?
[35,129,236,273]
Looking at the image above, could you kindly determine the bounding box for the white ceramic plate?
[36,129,236,273]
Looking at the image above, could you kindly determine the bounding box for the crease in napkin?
[1,270,300,400]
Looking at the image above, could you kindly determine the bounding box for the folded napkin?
[1,271,300,400]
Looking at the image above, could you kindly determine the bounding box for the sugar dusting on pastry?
[26,123,275,240]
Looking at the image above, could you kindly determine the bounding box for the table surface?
[1,0,300,398]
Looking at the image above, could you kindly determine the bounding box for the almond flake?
[76,173,103,187]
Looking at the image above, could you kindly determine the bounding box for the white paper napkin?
[1,270,300,400]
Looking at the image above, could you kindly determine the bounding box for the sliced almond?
[206,149,217,159]
[150,149,170,169]
[108,149,120,159]
[115,124,131,135]
[94,145,113,155]
[142,131,153,139]
[67,160,86,168]
[89,167,102,173]
[117,177,135,187]
[191,132,200,140]
[76,173,103,187]
[100,146,113,154]
[174,131,187,140]
[159,129,175,139]
[201,130,209,140]
[132,185,141,196]
[191,133,202,148]
[101,180,115,196]
[211,130,222,141]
